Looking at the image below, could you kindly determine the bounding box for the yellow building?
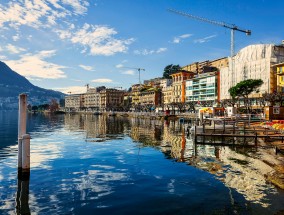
[131,84,141,106]
[139,88,161,108]
[162,86,173,106]
[182,57,228,74]
[272,62,284,93]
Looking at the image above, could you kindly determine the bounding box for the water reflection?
[0,113,284,214]
[128,118,279,208]
[63,115,281,208]
[15,178,30,215]
[64,114,130,142]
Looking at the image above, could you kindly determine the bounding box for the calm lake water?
[1,111,284,215]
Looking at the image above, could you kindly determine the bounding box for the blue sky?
[0,0,283,94]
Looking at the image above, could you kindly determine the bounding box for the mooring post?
[248,114,251,127]
[18,94,27,171]
[200,112,203,126]
[194,125,197,143]
[255,132,258,146]
[223,117,225,132]
[22,134,31,174]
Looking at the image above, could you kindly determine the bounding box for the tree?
[228,79,263,113]
[49,99,59,112]
[32,105,38,113]
[263,92,284,106]
[163,64,181,79]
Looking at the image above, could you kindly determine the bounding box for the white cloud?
[194,35,217,43]
[91,78,113,83]
[0,0,89,29]
[116,64,124,68]
[61,0,89,15]
[68,24,135,56]
[121,70,135,75]
[157,48,167,53]
[12,34,20,41]
[5,50,66,79]
[79,64,95,71]
[134,47,167,55]
[0,1,132,56]
[6,44,26,54]
[53,86,87,94]
[172,34,192,44]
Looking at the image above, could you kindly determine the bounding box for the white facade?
[159,79,172,90]
[185,72,217,102]
[220,44,284,100]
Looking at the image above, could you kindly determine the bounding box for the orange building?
[170,71,195,103]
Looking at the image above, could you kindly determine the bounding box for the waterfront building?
[99,88,125,111]
[65,94,83,111]
[162,85,173,108]
[170,71,194,103]
[182,62,199,73]
[159,78,173,89]
[131,84,141,107]
[271,62,284,93]
[160,79,173,109]
[185,71,219,105]
[139,87,162,111]
[220,43,284,100]
[83,86,104,111]
[182,57,228,74]
[123,92,132,111]
[144,77,164,87]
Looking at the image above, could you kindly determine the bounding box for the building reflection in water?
[63,115,278,208]
[64,114,130,142]
[127,118,277,208]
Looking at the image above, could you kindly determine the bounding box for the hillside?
[0,61,65,104]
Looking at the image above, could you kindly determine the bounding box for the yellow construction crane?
[168,9,251,57]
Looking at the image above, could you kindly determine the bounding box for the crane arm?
[168,9,251,35]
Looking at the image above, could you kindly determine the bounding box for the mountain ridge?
[0,61,65,105]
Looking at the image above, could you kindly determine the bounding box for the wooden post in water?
[248,114,251,127]
[18,94,30,179]
[223,117,225,132]
[194,125,197,143]
[18,94,27,171]
[255,132,258,146]
[22,134,31,174]
[200,112,203,126]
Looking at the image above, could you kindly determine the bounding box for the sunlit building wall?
[84,88,101,111]
[272,62,284,93]
[170,71,194,103]
[99,88,125,111]
[65,94,83,111]
[220,44,284,100]
[185,72,219,103]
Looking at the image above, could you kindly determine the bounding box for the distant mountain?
[0,61,65,105]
